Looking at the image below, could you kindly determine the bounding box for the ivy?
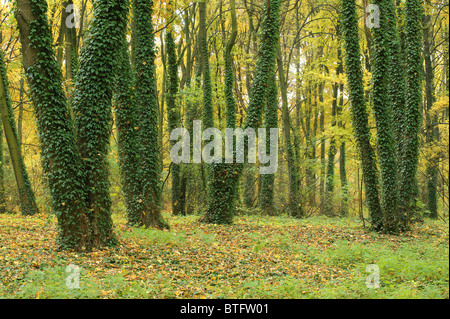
[201,0,240,224]
[166,29,183,216]
[371,0,399,232]
[385,0,407,161]
[16,0,90,250]
[0,98,6,214]
[15,0,128,250]
[201,0,281,224]
[72,0,129,247]
[245,0,281,216]
[114,31,144,226]
[133,0,169,230]
[341,0,383,231]
[244,0,280,132]
[399,0,424,229]
[199,1,214,131]
[260,70,279,216]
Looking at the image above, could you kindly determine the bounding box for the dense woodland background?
[0,0,448,248]
[0,0,448,300]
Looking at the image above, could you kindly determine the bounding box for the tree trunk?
[166,19,182,215]
[0,48,39,216]
[325,80,338,217]
[338,80,349,216]
[72,0,129,245]
[341,0,383,230]
[278,47,303,218]
[203,0,240,224]
[386,0,407,163]
[260,69,278,216]
[16,0,91,249]
[372,0,400,232]
[114,32,144,226]
[134,0,169,229]
[16,0,128,250]
[398,0,423,229]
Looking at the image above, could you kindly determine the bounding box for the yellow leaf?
[36,287,44,299]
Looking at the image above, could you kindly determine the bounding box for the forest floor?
[0,212,448,299]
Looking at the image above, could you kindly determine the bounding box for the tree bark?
[398,0,424,229]
[423,12,439,219]
[134,0,169,229]
[0,48,39,216]
[341,0,383,230]
[278,46,303,218]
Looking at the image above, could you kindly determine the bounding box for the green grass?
[0,213,448,299]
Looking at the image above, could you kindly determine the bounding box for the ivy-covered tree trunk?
[114,33,144,226]
[62,0,78,85]
[166,28,182,216]
[56,8,64,68]
[201,0,281,223]
[247,0,281,191]
[371,0,399,232]
[224,0,237,131]
[247,0,282,216]
[260,70,278,216]
[16,0,128,250]
[72,0,128,247]
[243,0,280,154]
[341,0,383,230]
[0,48,39,216]
[202,0,240,224]
[134,0,169,229]
[199,1,214,131]
[386,0,407,162]
[183,36,203,215]
[197,0,217,222]
[177,6,195,215]
[56,0,78,120]
[16,0,90,249]
[398,0,423,229]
